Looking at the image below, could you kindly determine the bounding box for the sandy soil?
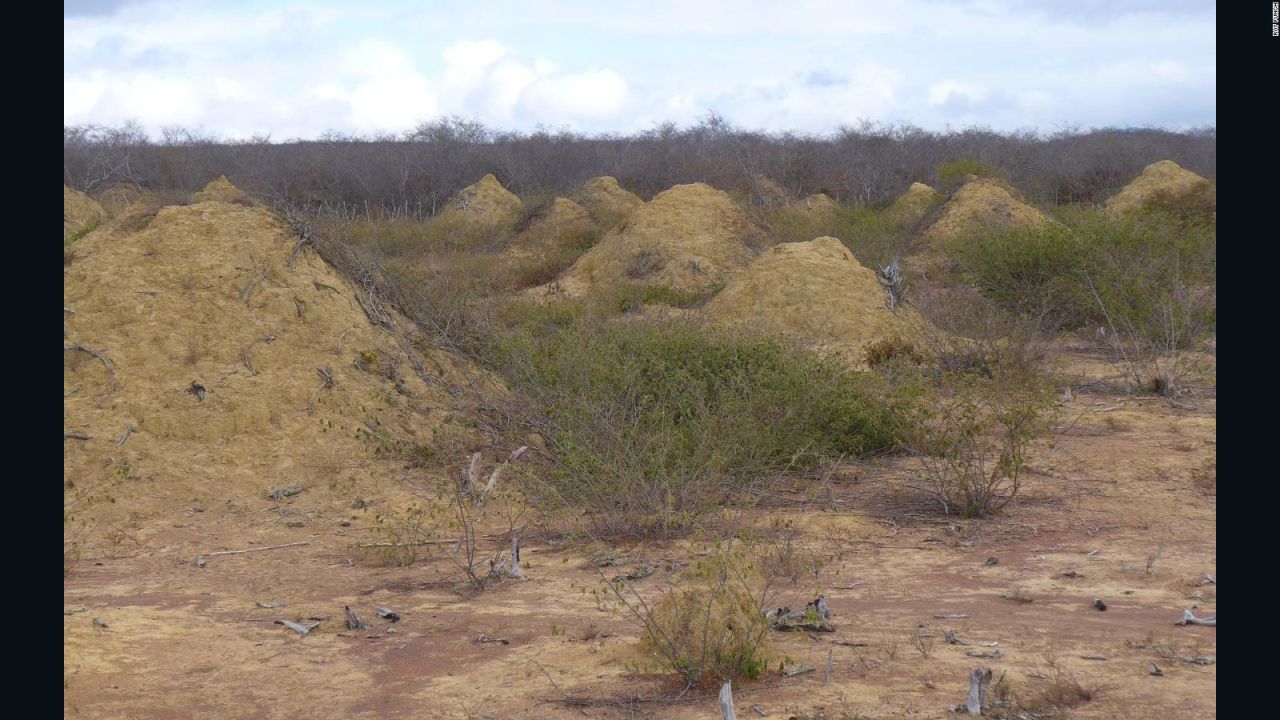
[64,346,1215,719]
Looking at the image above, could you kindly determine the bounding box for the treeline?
[64,116,1215,219]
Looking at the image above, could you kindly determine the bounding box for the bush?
[615,548,773,686]
[936,155,1004,192]
[864,336,925,369]
[891,374,1054,518]
[764,203,918,269]
[1077,211,1216,396]
[945,222,1090,330]
[945,208,1216,354]
[493,310,899,537]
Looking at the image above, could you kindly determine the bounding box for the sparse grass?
[1015,654,1098,717]
[65,219,100,245]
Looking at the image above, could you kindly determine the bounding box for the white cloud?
[63,1,1215,137]
[516,69,628,120]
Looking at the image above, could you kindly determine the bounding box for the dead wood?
[1174,607,1216,626]
[196,540,311,567]
[64,343,119,392]
[965,665,992,716]
[276,619,320,636]
[345,606,370,630]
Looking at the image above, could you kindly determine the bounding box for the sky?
[64,0,1216,140]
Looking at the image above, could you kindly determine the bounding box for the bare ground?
[64,347,1216,719]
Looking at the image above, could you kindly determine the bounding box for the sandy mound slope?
[1104,160,1212,214]
[64,181,484,526]
[64,186,108,242]
[919,176,1053,246]
[518,198,595,246]
[442,173,522,227]
[791,193,840,218]
[702,237,926,359]
[572,176,643,228]
[195,175,255,205]
[94,182,144,215]
[887,182,938,225]
[537,182,760,298]
[745,174,793,206]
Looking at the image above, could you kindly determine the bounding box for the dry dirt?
[64,346,1215,720]
[1104,161,1212,215]
[64,184,1215,720]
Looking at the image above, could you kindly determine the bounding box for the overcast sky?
[64,0,1216,140]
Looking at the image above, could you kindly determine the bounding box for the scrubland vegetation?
[65,120,1215,713]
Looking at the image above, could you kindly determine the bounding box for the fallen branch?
[64,431,91,441]
[240,335,278,375]
[276,619,320,636]
[1175,607,1216,626]
[115,424,136,447]
[196,540,312,567]
[64,343,118,392]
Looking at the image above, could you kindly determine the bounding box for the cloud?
[63,1,1215,137]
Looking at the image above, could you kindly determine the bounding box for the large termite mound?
[64,178,488,531]
[64,186,108,242]
[918,176,1054,246]
[195,175,256,205]
[537,182,761,298]
[887,182,938,226]
[441,174,523,228]
[571,176,643,228]
[701,236,927,359]
[1104,160,1213,215]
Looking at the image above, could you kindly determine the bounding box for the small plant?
[879,632,899,661]
[910,628,934,659]
[877,256,908,311]
[365,504,430,567]
[892,377,1054,518]
[863,336,924,369]
[611,547,774,686]
[1017,653,1097,715]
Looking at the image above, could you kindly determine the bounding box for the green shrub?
[765,202,917,268]
[492,313,899,537]
[890,374,1054,518]
[936,155,1004,192]
[945,222,1090,329]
